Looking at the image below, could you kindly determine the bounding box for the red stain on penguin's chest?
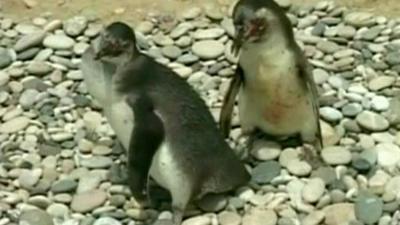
[260,82,305,124]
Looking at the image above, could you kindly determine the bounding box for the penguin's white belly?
[149,142,190,195]
[238,47,315,136]
[80,47,110,105]
[104,99,135,151]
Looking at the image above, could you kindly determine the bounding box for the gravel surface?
[1,1,400,225]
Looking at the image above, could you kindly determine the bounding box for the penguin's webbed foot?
[172,206,184,225]
[300,144,324,169]
[85,127,99,142]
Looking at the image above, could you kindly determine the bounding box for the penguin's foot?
[172,206,184,225]
[85,127,99,142]
[300,144,323,169]
[147,182,171,209]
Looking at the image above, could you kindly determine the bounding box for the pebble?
[356,111,390,131]
[47,203,69,218]
[18,169,42,189]
[321,146,352,165]
[136,21,154,35]
[0,71,10,86]
[43,34,75,50]
[193,28,225,39]
[27,61,53,75]
[63,16,88,36]
[80,156,113,169]
[320,107,343,122]
[371,96,390,111]
[251,161,281,184]
[324,203,356,225]
[93,217,121,225]
[20,209,54,225]
[368,76,395,91]
[0,116,30,133]
[192,40,224,59]
[302,178,326,203]
[218,211,241,225]
[316,40,340,53]
[0,48,12,69]
[71,190,107,213]
[242,208,277,225]
[287,160,312,176]
[355,192,383,224]
[51,179,78,193]
[182,215,211,225]
[162,45,182,59]
[345,12,376,27]
[302,211,325,225]
[376,143,400,168]
[342,103,363,117]
[251,140,281,161]
[14,31,46,52]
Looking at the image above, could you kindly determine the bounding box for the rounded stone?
[251,140,281,161]
[287,160,312,176]
[43,34,75,50]
[356,111,389,131]
[192,40,224,59]
[251,161,281,184]
[355,192,383,224]
[71,190,107,213]
[20,209,54,225]
[376,143,400,168]
[302,178,326,203]
[161,45,182,59]
[321,146,352,165]
[320,107,343,122]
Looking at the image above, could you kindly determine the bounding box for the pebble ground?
[1,1,400,225]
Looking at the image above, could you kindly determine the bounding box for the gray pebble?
[0,48,12,69]
[342,103,363,117]
[320,107,343,122]
[355,192,383,224]
[356,111,389,131]
[192,40,224,59]
[43,34,75,50]
[80,156,113,169]
[161,45,182,59]
[20,209,54,225]
[321,146,352,165]
[19,89,40,108]
[63,16,88,37]
[14,31,46,52]
[193,28,225,40]
[345,12,376,27]
[251,161,281,184]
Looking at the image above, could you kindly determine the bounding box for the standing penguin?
[81,22,250,225]
[219,0,323,165]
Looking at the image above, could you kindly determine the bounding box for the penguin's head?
[231,0,286,55]
[94,22,137,62]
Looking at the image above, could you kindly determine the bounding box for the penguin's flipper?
[126,93,164,203]
[296,57,323,150]
[219,66,244,138]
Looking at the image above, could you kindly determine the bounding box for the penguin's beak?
[94,48,106,60]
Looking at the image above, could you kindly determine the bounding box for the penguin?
[81,22,250,225]
[219,0,323,166]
